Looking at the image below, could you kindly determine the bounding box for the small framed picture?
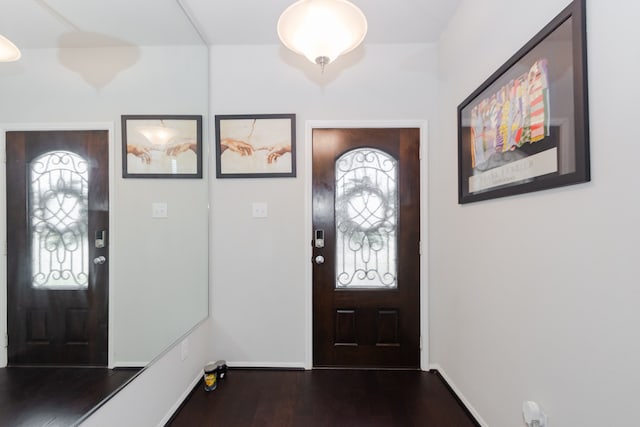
[122,115,202,178]
[215,114,296,178]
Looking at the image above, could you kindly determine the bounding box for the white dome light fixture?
[0,34,21,62]
[277,0,367,72]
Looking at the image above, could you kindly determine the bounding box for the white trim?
[112,361,149,368]
[107,124,116,369]
[304,122,313,370]
[156,370,203,427]
[226,361,306,370]
[0,131,6,368]
[304,119,429,370]
[429,363,489,426]
[419,122,430,371]
[0,122,115,368]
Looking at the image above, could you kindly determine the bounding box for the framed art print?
[457,0,589,204]
[122,115,202,178]
[215,114,296,178]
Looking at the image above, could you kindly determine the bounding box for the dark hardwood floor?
[0,367,140,427]
[168,369,479,427]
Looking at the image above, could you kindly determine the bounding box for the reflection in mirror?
[0,0,208,425]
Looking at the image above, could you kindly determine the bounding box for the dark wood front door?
[6,130,109,366]
[312,128,421,368]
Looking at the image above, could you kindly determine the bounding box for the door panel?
[6,130,109,366]
[312,128,420,368]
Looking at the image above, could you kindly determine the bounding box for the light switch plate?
[152,202,168,218]
[252,202,268,218]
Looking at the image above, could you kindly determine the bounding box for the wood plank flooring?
[168,369,479,427]
[0,367,140,427]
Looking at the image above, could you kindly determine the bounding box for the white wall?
[82,41,437,425]
[432,0,640,426]
[0,46,209,366]
[208,44,437,366]
[80,320,210,427]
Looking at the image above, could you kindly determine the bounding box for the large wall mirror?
[0,0,208,423]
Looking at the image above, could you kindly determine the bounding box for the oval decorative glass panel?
[335,148,398,289]
[30,151,89,290]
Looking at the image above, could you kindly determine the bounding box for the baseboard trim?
[112,361,148,368]
[429,363,489,427]
[227,361,306,370]
[157,370,203,427]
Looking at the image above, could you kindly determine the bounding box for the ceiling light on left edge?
[0,34,21,62]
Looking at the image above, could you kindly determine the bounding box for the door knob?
[93,256,106,265]
[315,255,325,265]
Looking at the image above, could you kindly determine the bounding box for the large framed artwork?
[457,0,589,204]
[122,115,203,178]
[215,114,296,178]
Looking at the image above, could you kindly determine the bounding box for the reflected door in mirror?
[6,130,109,365]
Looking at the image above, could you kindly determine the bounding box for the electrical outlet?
[152,202,168,218]
[181,338,189,361]
[523,401,547,427]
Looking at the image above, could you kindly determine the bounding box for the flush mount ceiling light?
[0,34,21,62]
[277,0,367,72]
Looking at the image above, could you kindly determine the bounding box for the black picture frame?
[457,0,589,204]
[215,114,296,178]
[122,115,203,179]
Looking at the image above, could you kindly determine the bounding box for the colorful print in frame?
[457,0,589,203]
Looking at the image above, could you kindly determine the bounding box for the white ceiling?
[0,0,462,49]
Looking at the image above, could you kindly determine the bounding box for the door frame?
[304,120,429,370]
[1,122,115,368]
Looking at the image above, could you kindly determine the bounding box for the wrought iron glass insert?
[335,148,398,289]
[30,151,89,290]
